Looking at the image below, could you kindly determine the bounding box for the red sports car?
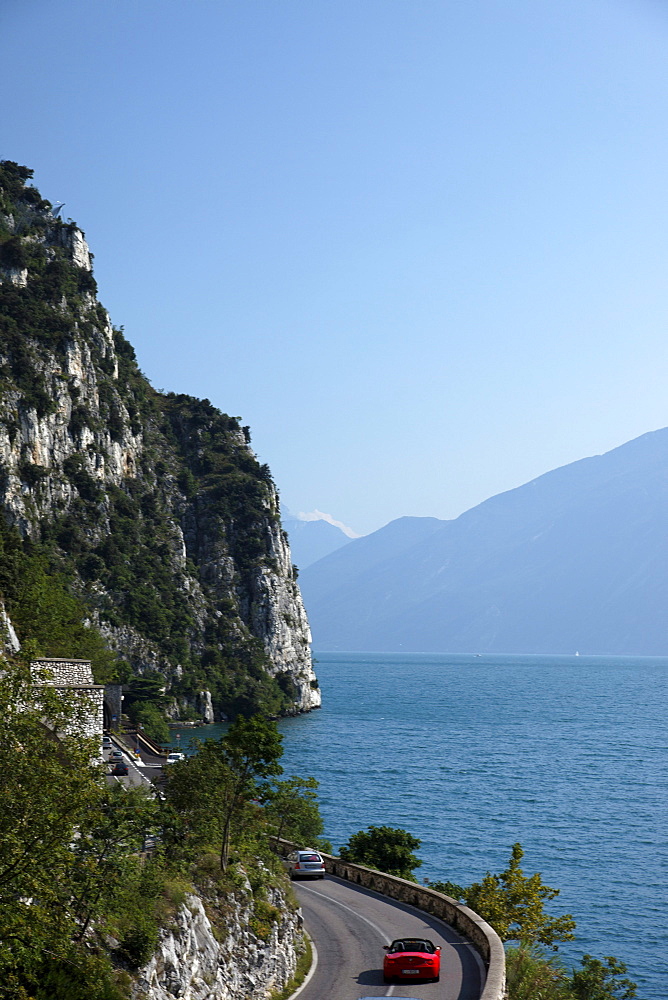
[383,937,441,983]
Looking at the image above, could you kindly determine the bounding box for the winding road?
[100,741,488,997]
[292,875,485,1000]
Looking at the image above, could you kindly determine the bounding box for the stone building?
[31,658,105,739]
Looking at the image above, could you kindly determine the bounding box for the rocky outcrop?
[133,878,305,1000]
[0,160,320,719]
[248,522,320,712]
[1,603,20,654]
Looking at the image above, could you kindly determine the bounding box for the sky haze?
[3,0,668,533]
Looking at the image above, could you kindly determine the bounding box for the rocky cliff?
[0,161,320,719]
[134,872,305,1000]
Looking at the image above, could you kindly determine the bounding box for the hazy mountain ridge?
[300,430,668,655]
[280,509,353,569]
[0,161,320,719]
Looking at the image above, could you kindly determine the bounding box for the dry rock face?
[0,161,320,719]
[134,882,304,1000]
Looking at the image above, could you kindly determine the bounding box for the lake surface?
[169,651,667,999]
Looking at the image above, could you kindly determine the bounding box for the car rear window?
[300,853,321,862]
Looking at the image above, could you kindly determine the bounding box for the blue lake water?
[169,651,668,999]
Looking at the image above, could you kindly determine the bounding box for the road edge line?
[287,931,318,1000]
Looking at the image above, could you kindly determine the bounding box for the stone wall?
[32,657,95,686]
[31,657,104,739]
[276,839,506,1000]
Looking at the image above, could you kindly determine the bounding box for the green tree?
[0,660,118,992]
[569,954,637,1000]
[217,715,284,869]
[123,675,171,742]
[0,657,167,999]
[164,715,284,870]
[68,784,159,944]
[128,701,171,744]
[463,843,576,949]
[124,674,167,706]
[3,543,118,681]
[339,825,422,880]
[162,736,234,858]
[263,775,327,848]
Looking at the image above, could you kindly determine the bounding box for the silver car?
[283,849,326,880]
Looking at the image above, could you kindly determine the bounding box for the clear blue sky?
[3,0,668,534]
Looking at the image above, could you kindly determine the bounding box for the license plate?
[402,970,420,975]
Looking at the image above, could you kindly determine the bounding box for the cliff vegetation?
[0,160,320,725]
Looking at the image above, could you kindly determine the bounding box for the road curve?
[292,875,484,1000]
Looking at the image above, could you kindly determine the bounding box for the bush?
[250,897,281,940]
[339,825,422,880]
[569,954,637,1000]
[117,919,159,969]
[19,952,129,1000]
[505,943,570,1000]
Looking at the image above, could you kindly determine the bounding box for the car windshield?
[391,940,432,953]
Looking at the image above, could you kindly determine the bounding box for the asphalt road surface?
[103,737,162,790]
[292,875,484,1000]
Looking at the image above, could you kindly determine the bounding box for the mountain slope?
[281,510,353,569]
[0,160,320,719]
[300,430,668,654]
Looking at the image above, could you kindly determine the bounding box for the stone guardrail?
[275,839,506,1000]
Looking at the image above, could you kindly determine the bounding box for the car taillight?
[294,863,300,869]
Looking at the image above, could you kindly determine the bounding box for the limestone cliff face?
[133,876,305,1000]
[0,161,320,719]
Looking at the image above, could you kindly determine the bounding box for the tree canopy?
[163,714,284,870]
[339,825,422,880]
[463,843,576,949]
[0,658,160,998]
[263,775,329,849]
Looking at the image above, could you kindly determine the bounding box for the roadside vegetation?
[342,826,637,1000]
[0,654,325,1000]
[339,824,422,879]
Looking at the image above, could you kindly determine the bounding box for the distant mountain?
[281,510,354,569]
[299,429,668,655]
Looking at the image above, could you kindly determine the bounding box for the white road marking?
[297,879,486,994]
[286,933,318,999]
[297,882,390,943]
